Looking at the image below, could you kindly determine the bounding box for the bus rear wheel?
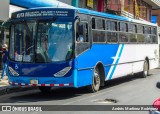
[38,86,51,93]
[87,67,100,93]
[141,60,149,78]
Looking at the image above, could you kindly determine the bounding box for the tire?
[38,86,51,93]
[156,82,160,89]
[141,60,149,78]
[87,67,101,93]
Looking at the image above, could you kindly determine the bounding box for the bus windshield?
[9,19,73,63]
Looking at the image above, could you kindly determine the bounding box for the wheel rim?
[144,61,148,76]
[93,69,100,89]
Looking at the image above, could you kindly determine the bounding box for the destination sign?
[12,9,74,19]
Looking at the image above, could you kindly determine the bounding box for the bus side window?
[111,21,117,31]
[137,25,143,33]
[76,22,90,56]
[119,33,128,42]
[107,32,118,43]
[92,18,95,29]
[151,27,156,35]
[76,22,88,43]
[120,22,127,32]
[93,30,105,43]
[151,27,157,44]
[96,18,105,30]
[84,23,89,42]
[106,20,111,30]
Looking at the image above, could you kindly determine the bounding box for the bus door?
[75,21,90,56]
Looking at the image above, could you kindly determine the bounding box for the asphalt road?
[0,68,160,114]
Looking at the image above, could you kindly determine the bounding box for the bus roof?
[12,7,157,26]
[76,7,157,26]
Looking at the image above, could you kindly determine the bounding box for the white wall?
[0,0,9,21]
[58,0,72,5]
[9,5,26,18]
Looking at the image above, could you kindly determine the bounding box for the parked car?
[149,82,160,114]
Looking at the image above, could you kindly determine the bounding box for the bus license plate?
[30,80,38,84]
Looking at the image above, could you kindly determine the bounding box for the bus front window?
[9,21,36,62]
[36,20,73,63]
[9,19,73,63]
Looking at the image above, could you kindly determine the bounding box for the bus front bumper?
[8,76,74,87]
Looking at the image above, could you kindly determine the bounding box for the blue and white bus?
[7,7,159,92]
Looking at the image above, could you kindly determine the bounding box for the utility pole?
[98,0,104,12]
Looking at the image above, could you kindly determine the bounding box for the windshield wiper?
[21,45,34,55]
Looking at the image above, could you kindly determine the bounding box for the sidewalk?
[0,70,9,87]
[0,75,9,87]
[0,70,35,96]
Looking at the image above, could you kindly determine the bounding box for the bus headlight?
[8,66,19,76]
[54,67,71,77]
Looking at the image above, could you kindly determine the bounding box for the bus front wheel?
[38,86,51,93]
[87,67,100,93]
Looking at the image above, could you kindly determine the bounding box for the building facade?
[76,0,160,22]
[152,9,160,26]
[1,0,160,22]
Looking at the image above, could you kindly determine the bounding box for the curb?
[0,85,37,96]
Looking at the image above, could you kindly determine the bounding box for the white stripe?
[106,44,122,80]
[45,84,50,86]
[21,83,25,86]
[64,84,69,86]
[10,82,72,87]
[54,84,59,86]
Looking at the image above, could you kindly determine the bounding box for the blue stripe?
[108,44,124,80]
[73,69,78,87]
[10,0,58,8]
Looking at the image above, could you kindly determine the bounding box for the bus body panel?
[76,69,93,87]
[110,44,159,79]
[75,43,159,85]
[8,68,76,87]
[8,74,74,86]
[75,44,119,87]
[7,60,76,87]
[7,60,74,77]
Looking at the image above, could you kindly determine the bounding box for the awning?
[10,0,74,8]
[144,0,160,9]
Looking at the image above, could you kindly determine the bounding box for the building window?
[152,16,157,24]
[115,0,118,4]
[128,0,131,5]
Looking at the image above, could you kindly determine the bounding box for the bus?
[7,7,159,93]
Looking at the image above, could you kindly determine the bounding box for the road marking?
[63,90,113,105]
